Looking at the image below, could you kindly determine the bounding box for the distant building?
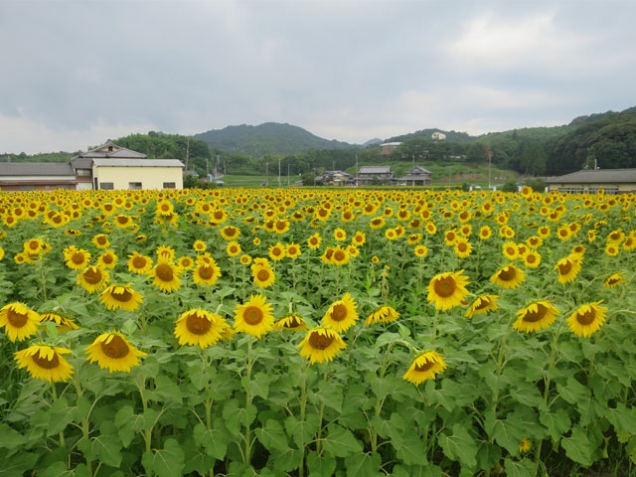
[355,166,394,186]
[393,165,433,186]
[545,169,636,194]
[316,170,353,186]
[0,163,76,191]
[380,142,402,155]
[432,132,446,140]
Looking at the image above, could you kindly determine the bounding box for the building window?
[76,169,91,176]
[19,185,35,191]
[163,182,176,189]
[100,182,114,190]
[129,182,142,190]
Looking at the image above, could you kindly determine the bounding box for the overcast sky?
[1,0,635,154]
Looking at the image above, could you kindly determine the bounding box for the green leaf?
[222,400,257,434]
[504,457,536,477]
[193,422,229,460]
[392,436,428,466]
[152,374,183,404]
[321,424,363,458]
[306,451,336,477]
[242,372,270,400]
[561,426,594,466]
[491,417,526,455]
[539,408,571,443]
[556,376,591,405]
[142,438,185,477]
[0,449,39,477]
[345,452,381,476]
[114,405,146,447]
[476,441,501,471]
[0,423,26,449]
[314,379,344,413]
[47,395,74,437]
[255,419,289,452]
[438,424,478,467]
[272,447,303,472]
[606,402,636,437]
[285,414,320,448]
[91,425,123,468]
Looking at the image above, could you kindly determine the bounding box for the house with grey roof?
[0,163,76,191]
[545,169,636,194]
[355,166,394,186]
[0,141,185,191]
[393,165,433,186]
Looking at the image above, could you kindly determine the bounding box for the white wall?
[93,166,183,190]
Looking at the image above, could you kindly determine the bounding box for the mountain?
[386,129,475,143]
[362,138,383,147]
[194,122,357,157]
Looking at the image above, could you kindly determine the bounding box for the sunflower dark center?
[257,269,270,281]
[198,266,214,280]
[243,306,263,325]
[97,236,107,245]
[334,251,346,262]
[523,304,547,323]
[156,264,174,281]
[112,289,133,302]
[32,350,60,369]
[101,335,130,359]
[117,216,129,224]
[283,316,302,329]
[414,360,435,372]
[576,309,596,326]
[132,256,147,269]
[83,268,103,284]
[186,314,212,335]
[102,255,114,264]
[526,255,537,264]
[7,309,28,327]
[71,252,86,265]
[308,332,334,350]
[557,262,572,275]
[498,267,516,281]
[272,248,282,257]
[28,241,40,251]
[434,277,456,298]
[458,243,468,252]
[331,304,348,321]
[475,298,491,310]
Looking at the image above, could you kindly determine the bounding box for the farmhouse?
[393,165,433,186]
[0,141,185,191]
[545,169,636,194]
[354,166,394,186]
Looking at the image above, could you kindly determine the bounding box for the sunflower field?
[1,186,636,477]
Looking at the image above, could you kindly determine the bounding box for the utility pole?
[184,137,190,171]
[265,162,269,187]
[278,158,281,187]
[287,163,290,186]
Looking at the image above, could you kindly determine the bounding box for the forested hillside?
[194,122,356,157]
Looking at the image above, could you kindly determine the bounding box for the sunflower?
[40,311,80,332]
[177,256,195,270]
[402,351,448,385]
[604,272,626,288]
[86,331,146,373]
[252,262,276,289]
[233,294,274,338]
[192,260,222,287]
[519,438,532,454]
[464,295,499,318]
[0,302,41,342]
[240,254,252,266]
[334,228,347,242]
[522,251,542,268]
[502,241,518,260]
[156,245,176,261]
[97,249,118,269]
[64,247,91,270]
[512,301,560,333]
[150,260,182,292]
[444,230,458,246]
[127,251,154,275]
[15,345,74,382]
[554,255,582,284]
[369,216,386,230]
[274,313,308,331]
[414,245,429,258]
[156,199,175,217]
[425,222,437,235]
[364,306,400,326]
[297,327,347,364]
[322,293,359,332]
[352,231,366,246]
[91,234,110,251]
[605,243,620,257]
[193,240,207,253]
[454,238,472,259]
[99,284,143,312]
[268,242,286,261]
[307,233,322,250]
[490,264,526,290]
[479,225,492,240]
[77,266,111,293]
[220,225,240,240]
[174,309,228,348]
[331,246,351,266]
[427,270,470,311]
[567,301,608,337]
[526,236,543,249]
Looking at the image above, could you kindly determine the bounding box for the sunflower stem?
[50,384,66,449]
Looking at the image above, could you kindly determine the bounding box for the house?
[92,158,185,190]
[354,166,394,186]
[432,132,446,141]
[0,163,77,191]
[316,170,353,186]
[393,165,433,186]
[380,142,402,155]
[545,169,636,194]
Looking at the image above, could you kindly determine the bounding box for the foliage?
[1,187,636,477]
[194,122,357,157]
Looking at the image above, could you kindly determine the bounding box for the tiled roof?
[545,169,636,184]
[70,141,147,160]
[0,162,75,176]
[92,159,184,168]
[358,166,392,174]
